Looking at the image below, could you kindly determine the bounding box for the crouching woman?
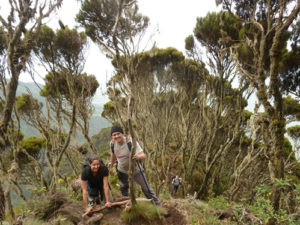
[81,155,113,212]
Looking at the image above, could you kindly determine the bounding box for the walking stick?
[136,161,152,199]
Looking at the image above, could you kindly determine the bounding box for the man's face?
[112,132,124,144]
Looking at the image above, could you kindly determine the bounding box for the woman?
[81,155,113,211]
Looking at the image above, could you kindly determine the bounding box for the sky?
[8,0,220,102]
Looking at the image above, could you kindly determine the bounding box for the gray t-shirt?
[111,136,143,174]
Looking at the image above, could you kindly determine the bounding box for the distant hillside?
[17,82,111,141]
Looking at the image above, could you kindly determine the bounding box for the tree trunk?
[0,72,19,145]
[4,190,14,220]
[127,95,136,204]
[269,116,285,211]
[0,183,5,222]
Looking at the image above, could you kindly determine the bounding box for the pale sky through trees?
[2,0,219,86]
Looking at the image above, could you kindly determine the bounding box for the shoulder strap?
[127,141,132,151]
[125,136,132,151]
[110,142,115,154]
[111,139,132,154]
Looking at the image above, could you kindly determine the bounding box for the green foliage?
[90,126,112,156]
[34,25,87,71]
[76,0,149,53]
[254,184,272,198]
[16,93,41,115]
[201,214,225,225]
[40,72,99,100]
[208,195,231,211]
[287,125,300,140]
[194,12,240,49]
[249,197,274,222]
[19,136,45,161]
[279,21,300,97]
[248,182,300,224]
[283,138,295,161]
[240,135,252,146]
[195,199,231,225]
[121,202,165,224]
[242,110,252,121]
[185,35,195,51]
[102,101,117,121]
[283,96,300,120]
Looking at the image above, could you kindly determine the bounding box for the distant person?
[109,124,161,205]
[81,155,113,212]
[171,175,182,196]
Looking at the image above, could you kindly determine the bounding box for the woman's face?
[89,160,100,173]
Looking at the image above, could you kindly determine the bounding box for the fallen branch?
[82,197,154,218]
[82,200,130,218]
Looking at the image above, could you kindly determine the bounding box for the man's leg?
[134,171,161,205]
[174,185,179,196]
[117,171,129,196]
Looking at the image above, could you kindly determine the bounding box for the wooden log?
[82,200,130,218]
[82,197,154,218]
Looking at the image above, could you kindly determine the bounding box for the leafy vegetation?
[0,0,299,224]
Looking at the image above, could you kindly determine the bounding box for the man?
[109,124,161,205]
[171,175,182,196]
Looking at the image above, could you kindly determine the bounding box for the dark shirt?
[81,165,109,198]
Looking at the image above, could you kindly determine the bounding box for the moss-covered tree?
[217,0,300,216]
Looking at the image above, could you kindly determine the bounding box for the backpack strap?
[110,142,115,154]
[110,138,132,154]
[127,141,132,151]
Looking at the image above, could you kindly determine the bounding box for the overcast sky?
[14,1,219,84]
[1,0,220,102]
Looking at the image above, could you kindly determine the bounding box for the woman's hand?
[85,206,92,213]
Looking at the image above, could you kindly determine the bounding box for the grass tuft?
[122,201,165,224]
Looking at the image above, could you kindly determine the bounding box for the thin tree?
[77,0,150,204]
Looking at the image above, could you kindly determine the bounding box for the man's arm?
[103,176,112,207]
[132,141,146,161]
[109,153,117,176]
[132,151,146,161]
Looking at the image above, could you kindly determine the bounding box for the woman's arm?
[103,176,112,207]
[81,180,90,211]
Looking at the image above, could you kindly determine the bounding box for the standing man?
[171,175,182,196]
[109,124,161,205]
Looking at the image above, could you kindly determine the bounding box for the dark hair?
[88,155,103,166]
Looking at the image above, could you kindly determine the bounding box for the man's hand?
[132,154,140,160]
[105,201,112,208]
[133,152,145,161]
